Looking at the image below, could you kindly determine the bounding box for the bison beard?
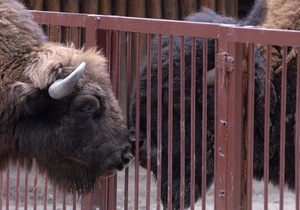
[0,0,133,195]
[129,0,298,209]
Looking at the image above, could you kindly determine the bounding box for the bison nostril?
[129,133,136,144]
[121,146,134,165]
[122,155,132,165]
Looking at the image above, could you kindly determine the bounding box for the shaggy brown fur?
[257,0,300,77]
[258,0,300,71]
[0,0,133,194]
[262,0,300,30]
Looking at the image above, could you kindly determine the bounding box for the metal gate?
[1,10,300,210]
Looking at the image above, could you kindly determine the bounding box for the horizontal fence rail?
[32,10,300,44]
[1,10,300,210]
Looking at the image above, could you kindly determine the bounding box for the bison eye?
[81,104,93,113]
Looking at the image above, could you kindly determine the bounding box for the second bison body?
[129,0,298,209]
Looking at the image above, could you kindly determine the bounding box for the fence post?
[85,15,100,49]
[215,26,244,210]
[81,16,119,210]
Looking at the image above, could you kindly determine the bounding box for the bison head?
[8,43,133,194]
[128,6,268,209]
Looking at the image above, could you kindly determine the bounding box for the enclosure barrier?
[1,10,300,210]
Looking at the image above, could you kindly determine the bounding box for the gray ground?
[0,161,296,210]
[116,162,296,210]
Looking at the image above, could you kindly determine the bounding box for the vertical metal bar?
[63,192,66,210]
[179,36,186,210]
[24,168,29,210]
[106,30,112,73]
[107,174,117,209]
[215,27,244,209]
[246,43,255,210]
[200,38,208,210]
[52,184,57,210]
[226,42,243,210]
[264,45,271,210]
[190,36,197,210]
[167,35,174,210]
[134,32,141,210]
[81,21,112,210]
[57,26,61,43]
[279,46,287,210]
[145,33,152,210]
[97,29,109,210]
[85,16,99,49]
[124,31,132,210]
[295,47,300,210]
[156,34,163,210]
[106,30,121,210]
[77,27,82,48]
[73,192,77,210]
[47,25,51,40]
[44,175,48,210]
[110,31,120,95]
[95,28,108,61]
[33,163,38,210]
[15,162,20,210]
[82,180,108,209]
[6,165,9,210]
[106,29,120,210]
[66,26,71,44]
[0,171,2,210]
[214,50,228,210]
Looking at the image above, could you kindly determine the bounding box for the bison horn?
[207,68,215,86]
[48,62,86,99]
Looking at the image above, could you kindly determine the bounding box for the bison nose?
[121,145,134,166]
[129,128,146,143]
[129,128,136,144]
[129,128,147,156]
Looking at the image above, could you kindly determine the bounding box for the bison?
[128,0,300,209]
[0,0,133,194]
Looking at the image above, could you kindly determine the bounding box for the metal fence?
[1,10,300,210]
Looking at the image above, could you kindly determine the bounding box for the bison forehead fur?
[129,0,299,209]
[0,0,133,194]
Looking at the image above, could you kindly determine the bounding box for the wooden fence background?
[21,0,254,20]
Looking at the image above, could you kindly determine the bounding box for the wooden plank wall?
[20,0,239,19]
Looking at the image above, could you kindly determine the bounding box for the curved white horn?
[207,68,215,86]
[48,62,86,99]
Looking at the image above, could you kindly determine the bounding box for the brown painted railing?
[1,10,300,210]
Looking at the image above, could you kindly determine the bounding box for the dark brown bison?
[0,0,133,194]
[128,0,300,209]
